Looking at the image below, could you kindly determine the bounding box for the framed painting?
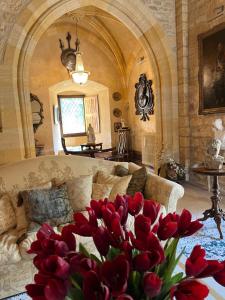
[199,23,225,114]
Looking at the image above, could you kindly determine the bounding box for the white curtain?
[84,96,100,133]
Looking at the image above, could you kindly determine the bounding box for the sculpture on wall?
[134,73,154,121]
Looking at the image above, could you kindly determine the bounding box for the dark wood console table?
[193,167,225,239]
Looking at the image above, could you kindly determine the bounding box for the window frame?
[57,95,87,137]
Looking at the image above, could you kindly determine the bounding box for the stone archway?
[1,0,179,168]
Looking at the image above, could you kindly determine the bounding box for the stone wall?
[0,0,179,165]
[188,0,225,186]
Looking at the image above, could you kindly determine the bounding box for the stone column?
[175,0,190,180]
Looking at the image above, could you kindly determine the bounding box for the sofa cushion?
[115,166,147,196]
[0,194,17,235]
[92,183,113,200]
[115,165,129,177]
[0,229,21,266]
[20,184,73,227]
[12,181,53,235]
[96,171,132,201]
[66,175,93,212]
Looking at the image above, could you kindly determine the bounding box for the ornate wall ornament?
[134,73,154,121]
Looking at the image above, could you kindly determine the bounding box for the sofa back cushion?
[66,175,93,212]
[96,171,132,201]
[0,155,128,197]
[0,194,16,235]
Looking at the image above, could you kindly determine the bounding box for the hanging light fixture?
[59,20,90,85]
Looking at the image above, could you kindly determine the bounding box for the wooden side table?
[193,167,225,239]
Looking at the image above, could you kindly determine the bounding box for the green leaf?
[79,243,90,257]
[106,246,121,260]
[66,286,84,300]
[90,253,102,265]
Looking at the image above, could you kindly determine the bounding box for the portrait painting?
[199,24,225,114]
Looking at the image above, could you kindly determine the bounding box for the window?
[58,95,100,137]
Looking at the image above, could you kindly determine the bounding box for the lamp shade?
[71,52,90,85]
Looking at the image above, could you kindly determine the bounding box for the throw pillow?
[115,165,147,196]
[20,184,73,227]
[0,194,17,235]
[127,167,147,195]
[66,175,93,212]
[92,183,113,200]
[115,165,129,177]
[96,171,132,201]
[14,181,53,233]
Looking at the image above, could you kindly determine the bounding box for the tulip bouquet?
[26,193,225,300]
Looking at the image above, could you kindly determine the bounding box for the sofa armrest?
[144,173,184,213]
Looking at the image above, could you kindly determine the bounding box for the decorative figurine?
[205,138,224,170]
[87,123,96,144]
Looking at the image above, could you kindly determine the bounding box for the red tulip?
[36,223,57,241]
[26,284,45,299]
[83,270,110,300]
[185,245,208,277]
[128,192,144,216]
[116,295,134,300]
[73,212,94,236]
[26,277,68,300]
[93,226,110,256]
[214,261,225,286]
[133,251,162,272]
[197,260,223,278]
[157,220,177,240]
[114,195,129,225]
[61,224,76,251]
[177,209,203,237]
[146,232,165,263]
[134,214,151,240]
[70,254,97,277]
[143,199,161,223]
[44,278,68,300]
[171,279,209,300]
[40,255,70,280]
[143,272,162,298]
[102,203,116,231]
[101,256,130,297]
[90,199,106,218]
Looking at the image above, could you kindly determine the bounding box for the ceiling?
[56,6,143,67]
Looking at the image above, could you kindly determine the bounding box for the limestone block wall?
[188,0,225,186]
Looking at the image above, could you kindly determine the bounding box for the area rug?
[177,218,225,261]
[3,292,29,300]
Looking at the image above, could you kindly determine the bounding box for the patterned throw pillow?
[66,175,93,212]
[127,167,147,196]
[92,183,113,200]
[20,185,73,227]
[0,194,17,235]
[115,165,147,196]
[96,171,132,201]
[15,181,53,234]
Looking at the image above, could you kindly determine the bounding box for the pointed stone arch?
[0,0,179,168]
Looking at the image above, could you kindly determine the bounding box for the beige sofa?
[0,155,184,298]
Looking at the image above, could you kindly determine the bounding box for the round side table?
[193,167,225,239]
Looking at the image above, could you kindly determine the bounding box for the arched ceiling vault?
[56,6,141,89]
